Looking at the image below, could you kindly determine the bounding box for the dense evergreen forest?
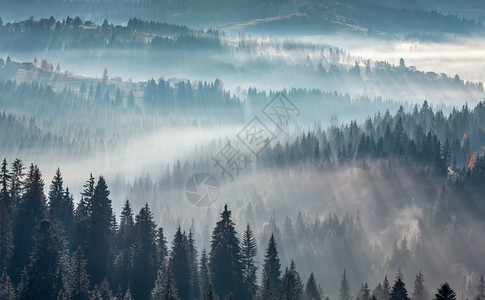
[1,17,484,105]
[1,158,484,300]
[1,102,484,299]
[0,0,483,38]
[1,1,485,299]
[151,100,485,187]
[0,17,220,51]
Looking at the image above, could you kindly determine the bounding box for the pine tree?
[339,269,351,300]
[74,174,94,249]
[188,230,200,300]
[0,159,13,271]
[396,267,404,282]
[203,283,217,300]
[86,176,113,285]
[477,275,485,300]
[91,280,112,300]
[209,204,244,299]
[289,260,303,293]
[12,164,47,282]
[257,275,278,300]
[48,168,65,221]
[132,203,158,300]
[399,238,411,267]
[199,247,211,297]
[19,219,67,299]
[157,227,168,266]
[124,289,133,300]
[390,278,410,300]
[114,286,124,300]
[305,273,322,300]
[170,227,191,300]
[382,276,391,300]
[9,158,24,210]
[62,188,75,245]
[434,283,456,300]
[389,239,401,271]
[241,223,258,300]
[357,283,371,300]
[412,271,427,300]
[115,88,122,107]
[374,283,385,300]
[262,234,281,293]
[127,90,135,109]
[69,246,90,300]
[0,270,16,300]
[151,267,180,300]
[48,169,74,245]
[115,200,135,292]
[0,159,11,212]
[281,262,303,300]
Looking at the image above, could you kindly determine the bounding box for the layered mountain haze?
[0,2,484,300]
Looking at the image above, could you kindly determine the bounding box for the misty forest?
[1,0,485,299]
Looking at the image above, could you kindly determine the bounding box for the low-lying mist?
[298,34,485,84]
[57,159,485,300]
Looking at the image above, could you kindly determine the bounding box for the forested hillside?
[1,1,485,299]
[1,159,484,300]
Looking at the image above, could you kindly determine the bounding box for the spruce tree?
[209,204,244,299]
[9,158,24,210]
[241,223,258,300]
[289,260,303,293]
[91,280,112,300]
[19,219,67,299]
[188,230,200,300]
[69,246,91,300]
[339,269,351,300]
[48,168,65,222]
[74,174,94,249]
[116,200,135,292]
[151,267,180,300]
[12,164,47,282]
[0,159,11,212]
[157,227,168,266]
[390,278,410,300]
[382,276,391,300]
[281,262,303,300]
[86,176,113,285]
[48,169,74,245]
[305,273,322,300]
[262,234,281,293]
[477,275,485,300]
[0,159,13,271]
[114,286,124,300]
[375,282,391,300]
[124,289,133,300]
[357,283,371,300]
[199,247,211,297]
[412,271,427,300]
[434,283,456,300]
[62,188,75,245]
[170,227,191,300]
[0,270,16,300]
[203,283,216,300]
[132,204,158,300]
[257,275,278,300]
